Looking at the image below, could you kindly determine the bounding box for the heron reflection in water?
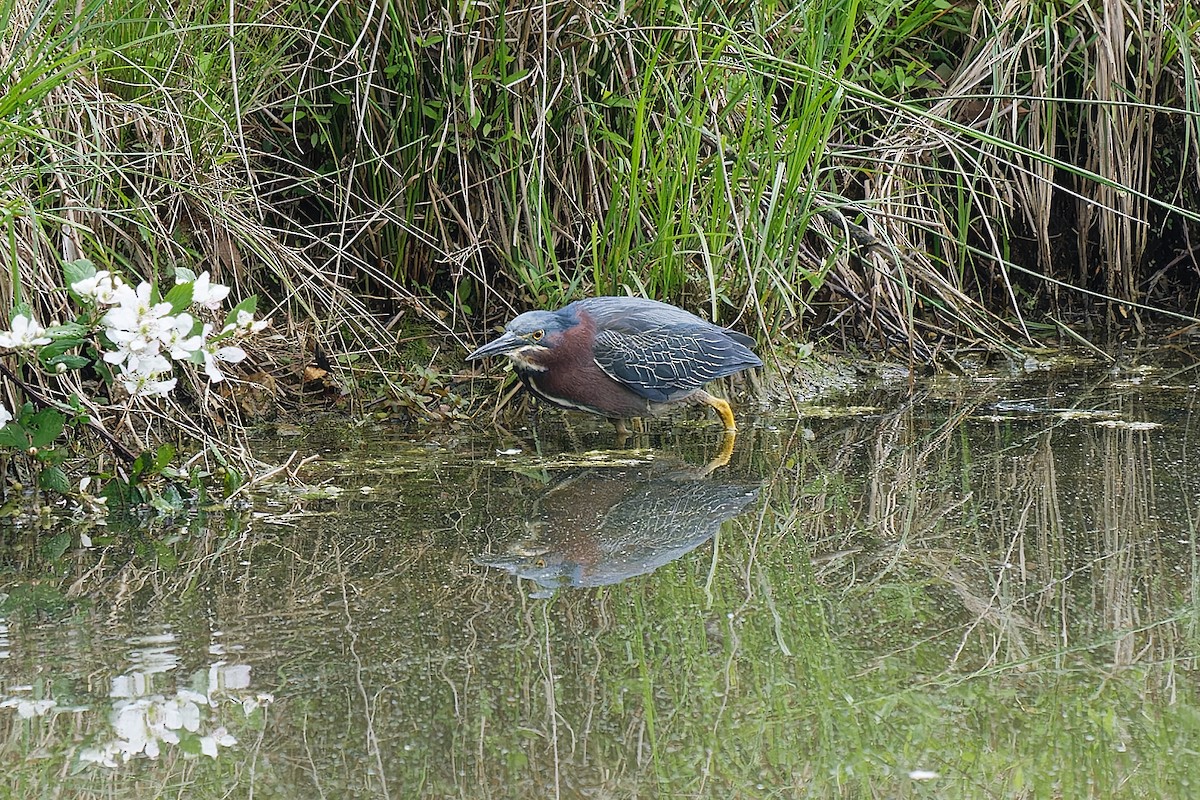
[477,456,760,597]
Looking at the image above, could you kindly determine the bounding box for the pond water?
[3,356,1200,798]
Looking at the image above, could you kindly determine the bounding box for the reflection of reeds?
[5,399,1200,795]
[799,379,1195,682]
[1094,406,1171,670]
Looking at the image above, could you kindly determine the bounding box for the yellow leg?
[696,390,737,432]
[696,429,737,475]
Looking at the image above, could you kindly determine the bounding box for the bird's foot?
[694,390,738,432]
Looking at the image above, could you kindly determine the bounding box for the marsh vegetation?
[2,0,1198,468]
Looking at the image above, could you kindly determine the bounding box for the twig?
[0,361,139,463]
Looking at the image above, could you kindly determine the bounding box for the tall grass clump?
[268,0,855,338]
[266,0,1199,361]
[841,0,1200,329]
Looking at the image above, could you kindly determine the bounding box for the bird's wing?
[592,328,754,403]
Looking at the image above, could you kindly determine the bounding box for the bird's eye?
[531,330,544,342]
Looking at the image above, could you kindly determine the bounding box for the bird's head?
[465,308,577,370]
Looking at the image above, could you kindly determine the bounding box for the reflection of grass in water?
[723,393,1200,797]
[5,401,1200,797]
[592,489,1199,796]
[466,396,1200,796]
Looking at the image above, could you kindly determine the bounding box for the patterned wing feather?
[593,328,759,403]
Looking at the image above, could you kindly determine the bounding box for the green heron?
[466,296,761,432]
[476,462,760,596]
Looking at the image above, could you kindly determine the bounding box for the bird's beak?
[466,330,524,361]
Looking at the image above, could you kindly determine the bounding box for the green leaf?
[39,466,71,494]
[28,409,65,449]
[130,451,153,481]
[174,267,197,285]
[151,539,179,569]
[0,425,28,449]
[223,295,258,328]
[0,583,68,614]
[37,335,86,367]
[43,322,87,338]
[152,483,184,514]
[222,465,244,496]
[62,258,96,291]
[502,68,531,86]
[164,282,193,314]
[40,531,72,562]
[45,354,91,370]
[178,731,203,756]
[153,442,175,472]
[101,478,142,509]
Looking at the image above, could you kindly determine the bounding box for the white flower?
[163,694,201,733]
[235,309,269,334]
[102,283,175,356]
[79,742,121,769]
[159,313,203,359]
[111,697,158,759]
[198,726,236,758]
[110,281,169,317]
[104,343,150,367]
[0,314,52,349]
[201,344,246,383]
[119,372,177,398]
[146,694,202,746]
[0,403,11,428]
[188,271,231,311]
[241,692,274,715]
[72,270,124,305]
[221,310,269,337]
[99,282,208,400]
[111,351,176,397]
[121,351,172,378]
[0,696,57,718]
[110,673,150,699]
[177,688,210,708]
[210,662,252,692]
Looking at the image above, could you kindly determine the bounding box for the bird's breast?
[518,361,651,418]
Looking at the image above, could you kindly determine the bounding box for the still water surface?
[3,359,1200,797]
